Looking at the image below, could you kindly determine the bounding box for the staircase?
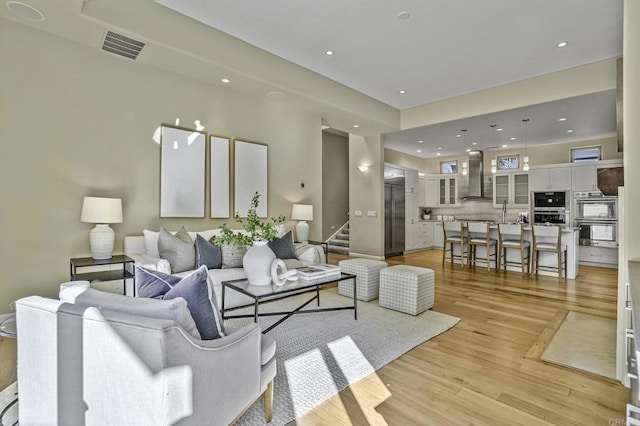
[327,222,350,255]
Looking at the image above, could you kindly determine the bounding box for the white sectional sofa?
[124,223,326,309]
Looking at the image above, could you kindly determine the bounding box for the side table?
[70,255,136,296]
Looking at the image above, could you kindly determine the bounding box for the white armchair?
[16,289,276,425]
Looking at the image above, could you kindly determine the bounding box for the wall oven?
[531,191,570,225]
[574,191,618,248]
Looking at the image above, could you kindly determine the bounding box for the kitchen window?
[571,146,601,163]
[440,160,457,174]
[496,154,519,170]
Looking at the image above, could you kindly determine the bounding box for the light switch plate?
[367,211,377,217]
[354,210,363,216]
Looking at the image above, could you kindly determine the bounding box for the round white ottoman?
[379,265,435,315]
[338,258,388,301]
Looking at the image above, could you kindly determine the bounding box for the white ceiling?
[383,90,618,159]
[1,0,623,157]
[155,0,623,110]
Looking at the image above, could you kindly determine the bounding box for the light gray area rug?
[229,288,460,425]
[541,311,616,379]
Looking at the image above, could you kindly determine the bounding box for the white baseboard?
[348,252,385,261]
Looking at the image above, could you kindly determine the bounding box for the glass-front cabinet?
[493,171,529,208]
[438,175,458,207]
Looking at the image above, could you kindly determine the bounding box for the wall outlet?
[367,211,377,217]
[354,210,363,217]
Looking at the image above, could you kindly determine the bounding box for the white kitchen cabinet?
[433,221,444,249]
[418,176,427,206]
[405,169,419,194]
[417,221,434,248]
[493,172,529,207]
[424,176,438,207]
[528,167,571,191]
[437,175,458,207]
[405,193,419,250]
[572,164,598,191]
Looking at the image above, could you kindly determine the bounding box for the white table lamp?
[81,197,123,260]
[291,204,313,243]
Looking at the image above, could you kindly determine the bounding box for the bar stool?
[442,221,466,268]
[466,222,498,271]
[497,223,530,277]
[532,225,567,280]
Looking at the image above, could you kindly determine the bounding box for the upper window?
[497,154,519,170]
[572,146,601,163]
[440,160,458,174]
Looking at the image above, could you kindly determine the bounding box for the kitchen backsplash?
[420,198,527,223]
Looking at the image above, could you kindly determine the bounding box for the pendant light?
[490,124,497,173]
[522,118,530,171]
[461,129,468,176]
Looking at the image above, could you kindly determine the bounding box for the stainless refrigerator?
[384,177,405,256]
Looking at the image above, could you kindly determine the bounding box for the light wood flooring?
[0,250,628,425]
[296,250,629,425]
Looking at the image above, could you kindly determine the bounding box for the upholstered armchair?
[16,288,276,425]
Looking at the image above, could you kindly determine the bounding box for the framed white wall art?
[160,125,206,218]
[210,135,231,218]
[234,140,268,217]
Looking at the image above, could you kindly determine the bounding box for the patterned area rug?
[229,288,460,425]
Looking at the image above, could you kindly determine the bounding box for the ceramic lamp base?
[296,221,309,243]
[89,224,115,260]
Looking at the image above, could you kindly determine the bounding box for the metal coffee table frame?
[221,272,357,333]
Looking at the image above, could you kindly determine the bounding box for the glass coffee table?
[221,272,357,333]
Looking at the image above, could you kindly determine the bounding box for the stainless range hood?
[460,150,488,200]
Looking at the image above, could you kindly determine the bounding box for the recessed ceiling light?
[221,78,230,83]
[466,149,471,152]
[6,1,44,21]
[417,149,422,153]
[510,137,517,141]
[397,11,411,20]
[418,140,424,143]
[456,134,462,138]
[558,117,567,122]
[472,142,477,145]
[437,147,442,150]
[325,50,334,56]
[557,41,569,48]
[496,128,503,132]
[567,129,574,133]
[353,124,359,128]
[502,144,508,148]
[399,90,406,94]
[436,153,441,156]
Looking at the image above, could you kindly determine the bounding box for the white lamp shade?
[81,197,123,224]
[291,204,313,221]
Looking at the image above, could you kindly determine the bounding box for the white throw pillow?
[297,247,316,263]
[143,229,160,258]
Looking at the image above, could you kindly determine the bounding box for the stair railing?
[325,220,350,243]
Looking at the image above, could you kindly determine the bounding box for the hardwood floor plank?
[525,309,569,359]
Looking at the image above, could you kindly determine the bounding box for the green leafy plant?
[212,192,286,248]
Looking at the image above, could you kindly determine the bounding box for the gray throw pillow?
[158,226,195,273]
[267,231,297,259]
[136,265,225,340]
[195,234,222,269]
[220,244,247,269]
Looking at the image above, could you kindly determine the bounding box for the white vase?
[243,240,276,286]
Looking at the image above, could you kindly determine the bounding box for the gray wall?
[0,19,324,310]
[322,131,349,240]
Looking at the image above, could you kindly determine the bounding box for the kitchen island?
[444,223,579,279]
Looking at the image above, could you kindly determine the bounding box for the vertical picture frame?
[160,125,206,218]
[234,140,268,218]
[210,135,231,218]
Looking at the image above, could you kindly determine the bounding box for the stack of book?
[296,264,341,280]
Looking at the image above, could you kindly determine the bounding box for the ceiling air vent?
[101,31,145,60]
